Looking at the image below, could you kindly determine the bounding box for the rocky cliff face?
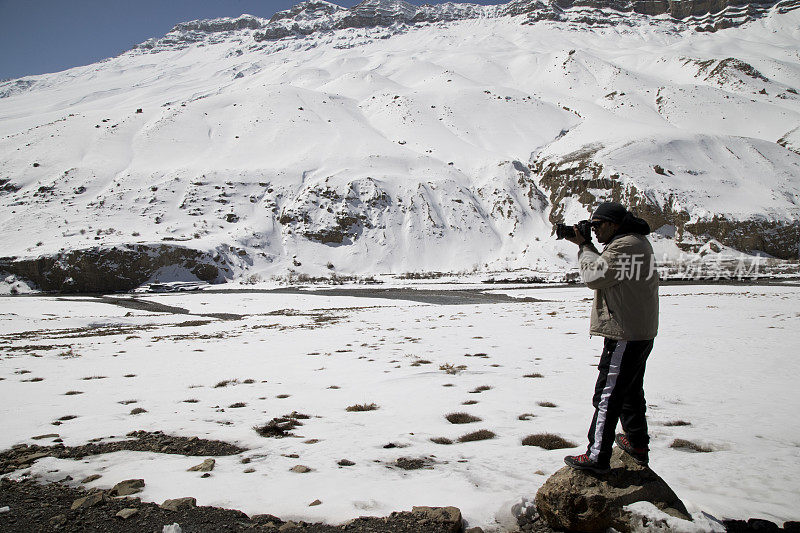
[129,0,800,50]
[532,140,800,259]
[0,245,222,293]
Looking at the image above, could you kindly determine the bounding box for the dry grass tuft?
[462,400,479,405]
[523,373,544,378]
[664,420,691,427]
[229,402,247,408]
[214,379,238,388]
[81,375,107,380]
[445,412,482,424]
[521,433,577,450]
[395,457,429,470]
[346,403,379,412]
[518,413,536,421]
[670,438,713,452]
[276,394,291,399]
[64,390,83,396]
[440,363,467,374]
[253,412,310,438]
[457,429,496,443]
[469,385,492,394]
[430,437,453,445]
[537,401,558,408]
[58,415,77,421]
[129,408,147,415]
[183,398,199,403]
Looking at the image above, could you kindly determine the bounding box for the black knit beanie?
[592,202,627,224]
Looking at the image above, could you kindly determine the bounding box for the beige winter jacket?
[578,233,659,340]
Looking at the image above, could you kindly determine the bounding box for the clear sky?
[0,0,502,81]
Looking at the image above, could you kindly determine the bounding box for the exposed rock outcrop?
[251,0,800,45]
[534,448,690,532]
[532,145,800,260]
[0,244,222,293]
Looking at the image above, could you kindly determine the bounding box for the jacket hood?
[615,212,651,237]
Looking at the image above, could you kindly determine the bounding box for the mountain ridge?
[1,2,798,291]
[124,0,800,52]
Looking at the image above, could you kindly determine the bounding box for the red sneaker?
[615,433,649,465]
[564,453,610,474]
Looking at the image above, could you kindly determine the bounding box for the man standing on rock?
[563,201,659,474]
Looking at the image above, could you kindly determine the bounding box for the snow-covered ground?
[1,283,798,530]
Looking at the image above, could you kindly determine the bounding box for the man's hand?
[565,224,586,245]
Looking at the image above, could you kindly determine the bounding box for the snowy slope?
[1,1,799,287]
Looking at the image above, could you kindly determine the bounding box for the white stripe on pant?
[589,340,627,461]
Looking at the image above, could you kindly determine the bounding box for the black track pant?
[586,337,654,467]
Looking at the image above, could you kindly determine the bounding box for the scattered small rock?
[161,497,197,512]
[70,492,104,510]
[290,465,311,473]
[337,459,355,466]
[16,451,49,465]
[411,506,463,531]
[309,499,322,506]
[80,474,101,484]
[109,479,145,497]
[187,458,215,472]
[116,507,139,519]
[31,434,59,440]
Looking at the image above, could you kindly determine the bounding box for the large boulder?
[535,448,690,532]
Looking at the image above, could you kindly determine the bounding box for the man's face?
[591,219,619,244]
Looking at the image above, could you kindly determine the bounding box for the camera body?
[555,219,593,242]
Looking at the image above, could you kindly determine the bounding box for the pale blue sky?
[0,0,503,80]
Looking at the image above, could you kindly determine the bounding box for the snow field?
[1,284,799,530]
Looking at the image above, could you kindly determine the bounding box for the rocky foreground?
[0,477,477,532]
[0,432,798,532]
[0,431,478,532]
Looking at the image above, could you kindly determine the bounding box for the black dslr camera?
[555,220,592,242]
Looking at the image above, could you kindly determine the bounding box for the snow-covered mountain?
[1,0,799,291]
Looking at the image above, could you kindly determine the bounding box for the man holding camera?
[562,201,659,474]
